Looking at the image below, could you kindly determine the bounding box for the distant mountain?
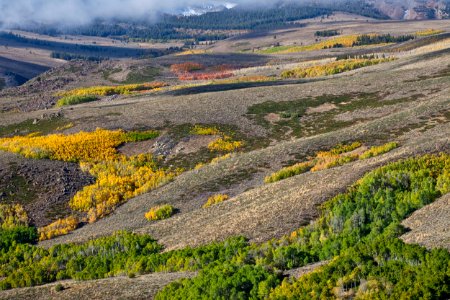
[179,2,237,16]
[276,0,449,20]
[368,0,450,19]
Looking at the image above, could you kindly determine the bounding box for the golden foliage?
[190,125,243,153]
[281,58,395,79]
[210,153,233,164]
[359,142,399,160]
[266,141,399,183]
[194,153,233,170]
[264,161,314,184]
[214,75,275,84]
[191,125,220,135]
[330,142,362,155]
[38,216,79,241]
[145,204,174,221]
[0,204,29,229]
[0,128,176,238]
[208,136,243,152]
[415,29,445,37]
[260,35,361,54]
[57,82,167,98]
[203,194,230,208]
[311,142,363,171]
[194,162,205,170]
[72,154,180,222]
[311,152,358,172]
[0,129,127,162]
[175,49,211,56]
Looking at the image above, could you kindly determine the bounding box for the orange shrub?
[178,72,233,81]
[170,62,205,74]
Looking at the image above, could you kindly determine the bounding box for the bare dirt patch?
[264,113,281,124]
[284,261,330,279]
[401,193,450,251]
[170,135,218,156]
[333,102,406,122]
[0,272,195,300]
[118,139,158,157]
[118,135,217,158]
[306,103,337,114]
[0,151,94,227]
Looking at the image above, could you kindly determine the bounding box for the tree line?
[16,1,388,41]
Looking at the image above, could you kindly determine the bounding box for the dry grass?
[1,42,449,139]
[40,115,450,250]
[401,193,450,251]
[284,261,330,279]
[2,21,450,253]
[415,29,445,37]
[2,18,450,298]
[211,18,450,53]
[0,272,196,300]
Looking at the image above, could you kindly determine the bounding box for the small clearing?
[306,103,337,114]
[0,272,196,300]
[401,193,450,251]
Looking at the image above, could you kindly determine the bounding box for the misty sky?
[0,0,276,28]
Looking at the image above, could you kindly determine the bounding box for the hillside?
[0,14,449,300]
[369,0,450,19]
[401,193,450,251]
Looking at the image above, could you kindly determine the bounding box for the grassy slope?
[0,19,449,299]
[401,193,450,251]
[30,40,449,249]
[0,272,196,300]
[40,119,450,249]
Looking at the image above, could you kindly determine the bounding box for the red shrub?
[178,72,233,81]
[170,62,205,74]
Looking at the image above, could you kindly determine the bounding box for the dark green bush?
[0,226,37,250]
[145,204,175,221]
[123,130,160,142]
[156,263,281,300]
[54,283,65,292]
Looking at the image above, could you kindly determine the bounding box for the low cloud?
[0,0,280,28]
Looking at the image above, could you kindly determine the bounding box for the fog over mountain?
[0,0,448,30]
[0,0,266,28]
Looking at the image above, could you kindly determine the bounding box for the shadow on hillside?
[163,78,325,96]
[155,52,272,68]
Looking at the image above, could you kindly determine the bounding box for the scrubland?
[0,17,449,300]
